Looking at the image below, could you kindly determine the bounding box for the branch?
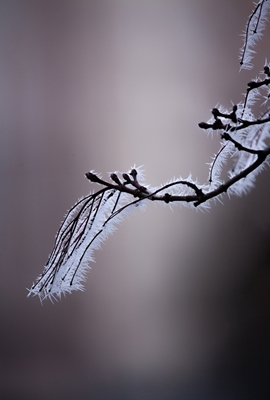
[239,0,270,70]
[28,1,270,301]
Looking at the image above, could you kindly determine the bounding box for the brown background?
[1,1,270,399]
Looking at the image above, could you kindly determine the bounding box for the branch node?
[163,193,171,203]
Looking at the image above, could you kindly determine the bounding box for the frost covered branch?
[28,1,270,301]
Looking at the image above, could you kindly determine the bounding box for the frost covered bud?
[122,173,131,183]
[212,108,220,118]
[110,173,121,185]
[130,169,137,179]
[230,105,238,123]
[264,65,270,76]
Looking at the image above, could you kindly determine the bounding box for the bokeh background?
[1,1,270,399]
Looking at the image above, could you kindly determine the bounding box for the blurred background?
[1,0,270,398]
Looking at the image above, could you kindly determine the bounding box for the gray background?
[1,1,270,398]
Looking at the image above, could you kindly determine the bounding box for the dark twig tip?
[85,172,99,182]
[198,122,211,129]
